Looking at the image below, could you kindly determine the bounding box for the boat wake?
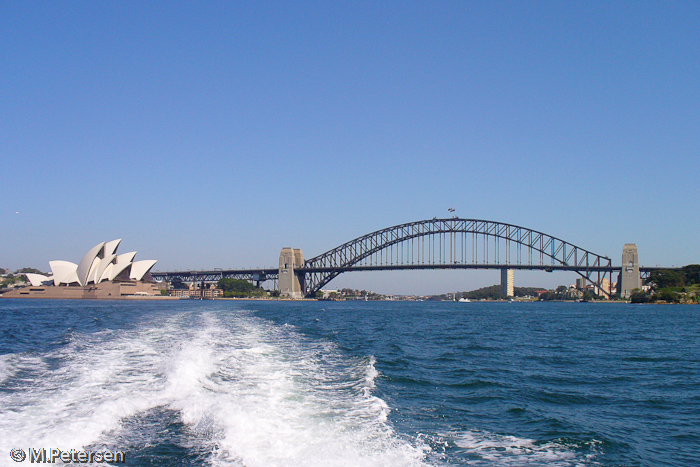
[0,308,428,467]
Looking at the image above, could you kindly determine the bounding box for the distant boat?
[458,297,471,302]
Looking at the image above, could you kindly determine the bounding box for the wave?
[446,429,602,466]
[0,308,429,467]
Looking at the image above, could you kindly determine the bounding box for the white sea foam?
[0,309,429,467]
[449,429,598,466]
[0,324,170,451]
[0,354,16,384]
[167,315,427,467]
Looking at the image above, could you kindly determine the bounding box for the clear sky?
[2,1,699,294]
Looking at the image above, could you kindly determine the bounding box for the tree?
[1,274,25,287]
[654,288,680,303]
[682,264,700,285]
[646,270,683,290]
[629,288,648,303]
[462,285,504,300]
[538,291,557,301]
[217,278,267,298]
[16,267,44,274]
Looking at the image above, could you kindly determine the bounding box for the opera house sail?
[2,239,163,299]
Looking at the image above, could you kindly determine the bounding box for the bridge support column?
[620,244,641,299]
[501,268,514,297]
[279,247,305,298]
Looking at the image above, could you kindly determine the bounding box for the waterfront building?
[1,239,162,299]
[576,277,611,297]
[169,287,223,299]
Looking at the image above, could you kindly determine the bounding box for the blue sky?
[2,1,699,294]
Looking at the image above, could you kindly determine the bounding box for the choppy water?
[0,299,698,466]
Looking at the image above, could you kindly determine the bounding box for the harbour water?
[0,299,697,466]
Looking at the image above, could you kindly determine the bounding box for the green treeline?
[646,265,700,288]
[216,278,269,298]
[0,268,46,288]
[632,264,700,304]
[459,285,542,301]
[537,286,597,302]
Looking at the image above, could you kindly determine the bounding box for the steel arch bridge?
[152,218,619,298]
[300,218,614,297]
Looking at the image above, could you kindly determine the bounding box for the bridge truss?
[302,218,614,297]
[152,218,625,298]
[150,269,278,289]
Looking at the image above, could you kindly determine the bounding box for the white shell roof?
[87,257,102,285]
[43,239,156,286]
[25,273,52,287]
[129,260,158,281]
[77,242,105,286]
[95,254,117,284]
[108,262,132,281]
[104,239,122,257]
[117,251,137,264]
[49,261,80,286]
[99,264,114,283]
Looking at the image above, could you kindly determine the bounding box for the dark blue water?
[1,299,698,466]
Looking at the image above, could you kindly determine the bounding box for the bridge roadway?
[150,264,673,284]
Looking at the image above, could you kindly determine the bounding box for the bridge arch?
[302,218,612,296]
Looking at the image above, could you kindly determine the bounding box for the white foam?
[0,354,16,384]
[449,429,597,466]
[0,323,170,451]
[0,308,430,467]
[168,315,428,467]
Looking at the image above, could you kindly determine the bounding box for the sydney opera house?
[2,239,164,299]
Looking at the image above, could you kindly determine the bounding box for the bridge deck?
[151,265,674,282]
